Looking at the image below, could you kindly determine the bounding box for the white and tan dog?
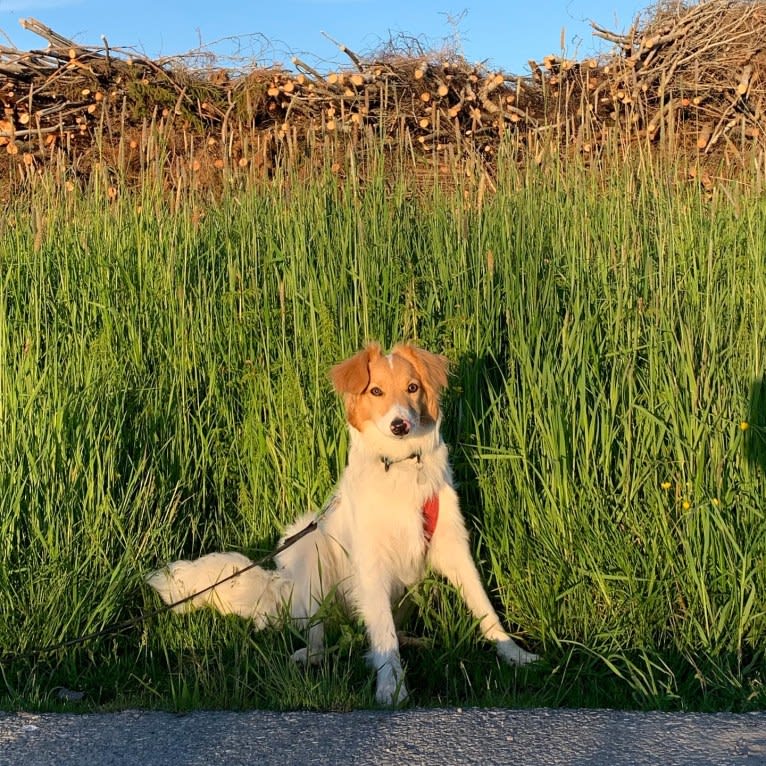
[147,342,537,704]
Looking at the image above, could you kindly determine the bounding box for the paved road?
[2,707,766,765]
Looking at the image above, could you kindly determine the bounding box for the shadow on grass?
[441,349,508,511]
[745,375,766,476]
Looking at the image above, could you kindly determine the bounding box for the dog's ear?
[328,342,381,394]
[393,344,450,422]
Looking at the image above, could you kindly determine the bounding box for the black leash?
[1,519,318,663]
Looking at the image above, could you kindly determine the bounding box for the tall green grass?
[1,152,765,712]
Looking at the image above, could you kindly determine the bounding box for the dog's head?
[329,342,449,438]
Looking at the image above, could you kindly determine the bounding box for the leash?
[1,519,318,663]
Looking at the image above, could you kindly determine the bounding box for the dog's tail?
[146,552,291,629]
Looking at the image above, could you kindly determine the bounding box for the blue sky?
[0,0,647,75]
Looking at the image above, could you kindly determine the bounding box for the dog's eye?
[407,383,419,393]
[369,386,383,397]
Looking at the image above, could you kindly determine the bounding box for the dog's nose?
[390,417,410,436]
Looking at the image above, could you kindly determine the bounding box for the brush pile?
[1,1,765,193]
[590,0,766,151]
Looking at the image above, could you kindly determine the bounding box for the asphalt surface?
[2,707,766,766]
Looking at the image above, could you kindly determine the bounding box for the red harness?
[422,493,440,543]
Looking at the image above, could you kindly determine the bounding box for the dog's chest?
[344,472,437,564]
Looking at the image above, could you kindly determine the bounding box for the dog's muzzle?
[390,417,411,437]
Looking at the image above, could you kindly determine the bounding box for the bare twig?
[321,31,364,72]
[19,17,80,51]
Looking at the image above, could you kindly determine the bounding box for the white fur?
[147,345,538,705]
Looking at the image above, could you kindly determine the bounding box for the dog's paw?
[375,674,409,706]
[496,638,539,666]
[290,647,323,666]
[374,661,409,706]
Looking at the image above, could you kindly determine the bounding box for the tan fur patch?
[329,343,450,430]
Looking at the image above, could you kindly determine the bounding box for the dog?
[147,342,538,704]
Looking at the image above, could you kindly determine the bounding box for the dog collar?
[380,450,421,472]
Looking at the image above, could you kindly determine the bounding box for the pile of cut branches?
[1,2,765,195]
[0,19,233,174]
[592,0,766,153]
[0,18,547,190]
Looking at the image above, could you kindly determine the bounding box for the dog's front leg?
[356,576,408,705]
[290,621,325,666]
[429,490,539,666]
